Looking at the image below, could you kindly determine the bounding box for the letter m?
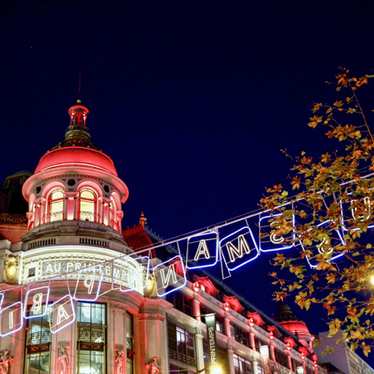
[226,235,251,262]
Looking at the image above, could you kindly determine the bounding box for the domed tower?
[275,303,315,351]
[22,100,129,250]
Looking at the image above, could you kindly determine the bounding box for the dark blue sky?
[1,0,374,363]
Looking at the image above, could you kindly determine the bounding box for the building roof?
[35,146,118,176]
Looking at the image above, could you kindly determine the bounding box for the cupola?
[22,101,129,241]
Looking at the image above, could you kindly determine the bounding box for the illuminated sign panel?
[153,255,187,297]
[19,245,145,295]
[24,286,50,319]
[259,210,295,252]
[49,295,75,334]
[0,302,23,337]
[220,226,260,271]
[186,231,218,269]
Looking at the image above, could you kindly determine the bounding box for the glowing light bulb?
[210,363,223,374]
[369,273,374,287]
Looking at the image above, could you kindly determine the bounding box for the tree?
[259,68,374,356]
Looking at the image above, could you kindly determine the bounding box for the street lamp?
[210,363,223,374]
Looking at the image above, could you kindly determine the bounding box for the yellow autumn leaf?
[328,319,341,337]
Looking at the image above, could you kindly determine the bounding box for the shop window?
[77,302,106,374]
[167,322,196,366]
[233,353,253,373]
[24,315,51,374]
[79,189,96,222]
[48,188,64,222]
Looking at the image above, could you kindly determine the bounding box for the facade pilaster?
[194,327,205,373]
[227,346,235,374]
[136,298,172,373]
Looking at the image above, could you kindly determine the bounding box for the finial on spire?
[68,100,89,129]
[61,101,94,148]
[139,211,148,228]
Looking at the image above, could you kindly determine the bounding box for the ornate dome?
[275,303,311,336]
[35,146,118,176]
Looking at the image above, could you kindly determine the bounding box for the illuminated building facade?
[0,101,328,373]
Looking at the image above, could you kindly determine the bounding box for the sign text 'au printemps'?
[0,176,372,337]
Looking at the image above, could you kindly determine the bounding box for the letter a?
[194,240,211,261]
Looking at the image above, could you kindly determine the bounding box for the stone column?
[269,338,276,362]
[40,197,46,224]
[137,298,171,373]
[227,346,235,374]
[192,294,201,322]
[103,201,109,226]
[248,325,256,351]
[195,327,205,373]
[65,193,75,221]
[224,316,232,338]
[287,350,293,370]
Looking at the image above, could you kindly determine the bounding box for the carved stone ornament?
[114,349,126,374]
[3,255,19,284]
[0,350,13,374]
[145,356,160,374]
[57,342,70,374]
[143,274,157,298]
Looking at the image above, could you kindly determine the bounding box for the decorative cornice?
[0,214,27,225]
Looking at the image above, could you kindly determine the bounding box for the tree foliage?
[259,69,374,356]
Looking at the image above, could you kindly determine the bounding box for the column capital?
[138,298,173,320]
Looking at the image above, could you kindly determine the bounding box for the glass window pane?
[81,190,95,199]
[77,302,106,374]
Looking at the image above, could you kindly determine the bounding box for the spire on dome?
[139,211,148,227]
[61,100,94,148]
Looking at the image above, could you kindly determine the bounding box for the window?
[167,292,193,316]
[275,348,289,368]
[232,324,249,346]
[169,364,194,373]
[126,312,134,374]
[79,189,96,222]
[77,302,106,374]
[24,315,51,373]
[48,188,64,222]
[167,322,196,366]
[215,318,224,334]
[233,353,253,374]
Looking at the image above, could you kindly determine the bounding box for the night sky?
[1,0,374,364]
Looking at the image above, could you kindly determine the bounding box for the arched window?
[79,189,96,222]
[48,189,64,222]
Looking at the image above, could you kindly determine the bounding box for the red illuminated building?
[0,101,328,374]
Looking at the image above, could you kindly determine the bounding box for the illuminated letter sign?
[119,255,149,294]
[300,220,345,268]
[186,232,218,269]
[0,302,23,337]
[220,226,259,271]
[259,211,295,252]
[153,255,187,297]
[341,196,373,231]
[73,268,103,302]
[24,286,50,319]
[49,295,75,334]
